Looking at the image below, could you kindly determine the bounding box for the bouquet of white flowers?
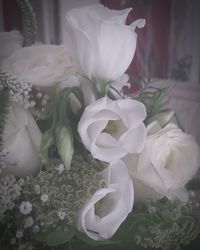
[0,1,200,250]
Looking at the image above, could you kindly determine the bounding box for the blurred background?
[0,0,200,142]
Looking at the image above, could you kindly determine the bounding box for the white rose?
[124,122,200,202]
[0,30,23,65]
[65,4,145,82]
[1,104,42,177]
[78,160,133,240]
[78,97,146,163]
[2,45,77,88]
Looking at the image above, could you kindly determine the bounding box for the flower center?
[103,120,118,137]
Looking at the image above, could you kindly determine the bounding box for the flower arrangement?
[0,1,200,250]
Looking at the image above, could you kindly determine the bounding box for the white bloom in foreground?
[65,4,145,81]
[3,45,77,88]
[124,122,200,202]
[78,97,146,162]
[19,201,32,215]
[0,30,23,65]
[78,160,133,240]
[2,104,42,177]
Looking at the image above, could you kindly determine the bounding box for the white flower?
[65,4,145,82]
[57,210,66,220]
[78,97,146,162]
[55,163,65,174]
[124,122,200,202]
[19,201,32,215]
[16,230,23,238]
[2,103,42,177]
[0,30,23,65]
[78,160,133,240]
[24,217,34,228]
[41,194,49,203]
[2,45,77,88]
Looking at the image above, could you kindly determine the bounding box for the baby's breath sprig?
[0,69,49,112]
[130,198,200,250]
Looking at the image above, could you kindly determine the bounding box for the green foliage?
[17,0,39,46]
[186,179,200,191]
[129,78,173,125]
[39,87,85,167]
[34,224,75,247]
[0,90,9,150]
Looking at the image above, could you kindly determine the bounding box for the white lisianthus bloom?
[78,97,146,162]
[2,45,77,88]
[124,122,200,202]
[65,4,145,82]
[0,30,23,65]
[78,160,133,240]
[1,104,42,177]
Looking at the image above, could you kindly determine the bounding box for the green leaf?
[34,226,75,247]
[17,0,39,45]
[46,228,74,246]
[40,129,54,153]
[147,109,175,127]
[186,179,200,191]
[34,231,50,242]
[75,230,118,247]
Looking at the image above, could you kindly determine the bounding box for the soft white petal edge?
[77,160,134,240]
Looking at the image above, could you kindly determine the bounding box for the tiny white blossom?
[55,163,65,174]
[16,230,23,238]
[57,210,66,220]
[24,217,34,228]
[34,184,40,194]
[41,194,49,203]
[19,201,32,215]
[32,225,40,233]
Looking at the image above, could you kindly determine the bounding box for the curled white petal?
[2,104,42,177]
[125,122,200,202]
[78,97,146,162]
[78,160,134,240]
[65,4,145,81]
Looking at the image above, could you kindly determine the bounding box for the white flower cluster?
[23,155,105,233]
[0,175,22,220]
[0,69,50,110]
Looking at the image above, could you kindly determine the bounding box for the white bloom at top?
[78,97,146,162]
[0,30,23,65]
[65,4,145,82]
[2,103,42,177]
[2,45,77,88]
[124,122,200,202]
[19,201,32,215]
[78,160,133,240]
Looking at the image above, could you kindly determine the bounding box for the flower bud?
[56,126,74,170]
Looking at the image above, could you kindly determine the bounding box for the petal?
[120,123,146,153]
[116,99,146,127]
[94,21,138,80]
[78,160,134,240]
[3,128,40,177]
[92,133,127,162]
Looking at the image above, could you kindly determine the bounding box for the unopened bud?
[56,126,74,170]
